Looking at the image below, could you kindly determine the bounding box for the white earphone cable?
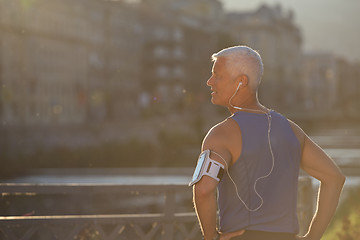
[210,83,275,212]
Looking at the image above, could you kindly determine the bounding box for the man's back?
[218,110,301,234]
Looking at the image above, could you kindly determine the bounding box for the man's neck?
[228,94,267,114]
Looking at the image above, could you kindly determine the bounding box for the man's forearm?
[193,188,218,240]
[305,179,345,239]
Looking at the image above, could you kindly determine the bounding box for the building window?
[173,46,184,59]
[153,46,168,58]
[173,28,183,42]
[173,65,185,78]
[154,27,169,40]
[156,65,169,78]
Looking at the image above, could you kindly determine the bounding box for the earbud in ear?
[236,82,243,91]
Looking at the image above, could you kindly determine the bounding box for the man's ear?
[236,74,249,87]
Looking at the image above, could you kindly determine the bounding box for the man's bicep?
[301,135,342,182]
[201,126,232,167]
[192,129,229,193]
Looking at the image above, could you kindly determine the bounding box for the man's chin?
[210,98,225,107]
[210,97,217,105]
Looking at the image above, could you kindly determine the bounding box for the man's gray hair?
[211,46,264,91]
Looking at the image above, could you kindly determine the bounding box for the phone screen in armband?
[189,150,224,186]
[190,151,207,185]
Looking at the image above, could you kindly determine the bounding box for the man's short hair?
[211,46,264,91]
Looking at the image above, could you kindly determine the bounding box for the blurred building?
[141,0,224,27]
[90,1,143,123]
[132,0,226,141]
[0,0,142,126]
[1,0,91,125]
[302,53,338,112]
[0,0,145,158]
[225,4,303,111]
[336,58,360,119]
[1,0,357,161]
[137,2,219,119]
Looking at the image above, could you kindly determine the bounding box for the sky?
[222,0,360,62]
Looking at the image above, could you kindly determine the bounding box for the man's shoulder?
[285,118,306,149]
[202,118,241,154]
[205,118,239,140]
[272,110,304,134]
[286,118,304,134]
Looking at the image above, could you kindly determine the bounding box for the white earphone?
[237,82,243,89]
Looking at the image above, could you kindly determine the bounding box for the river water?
[0,169,192,185]
[1,130,360,194]
[1,166,359,191]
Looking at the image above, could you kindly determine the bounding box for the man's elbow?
[193,181,216,201]
[329,170,346,188]
[320,169,345,190]
[337,171,346,186]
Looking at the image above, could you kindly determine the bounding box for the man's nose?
[207,76,213,86]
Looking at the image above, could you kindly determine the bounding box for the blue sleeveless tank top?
[218,110,301,234]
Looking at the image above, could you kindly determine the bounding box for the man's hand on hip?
[219,229,245,240]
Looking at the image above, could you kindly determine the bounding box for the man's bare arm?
[296,127,345,240]
[193,123,233,240]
